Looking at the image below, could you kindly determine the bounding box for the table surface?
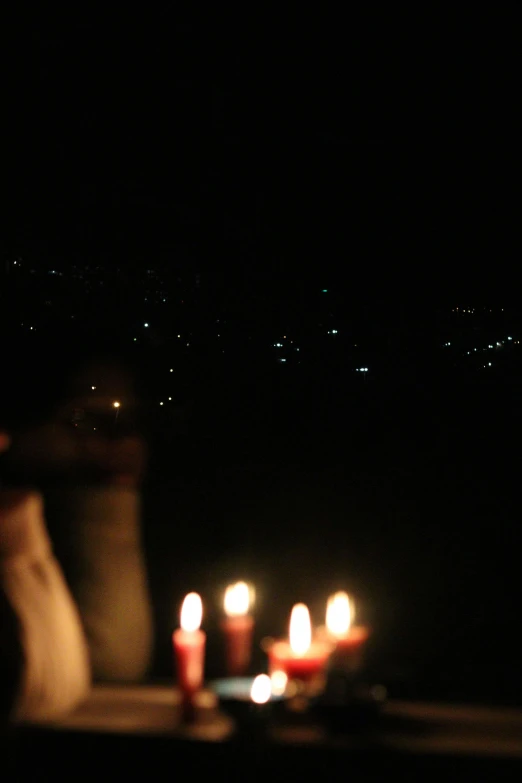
[28,684,522,759]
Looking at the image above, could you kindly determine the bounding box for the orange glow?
[113,401,121,409]
[250,674,271,704]
[326,592,353,637]
[289,603,312,656]
[224,581,251,616]
[180,593,203,632]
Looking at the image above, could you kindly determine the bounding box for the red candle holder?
[265,603,332,696]
[267,639,331,683]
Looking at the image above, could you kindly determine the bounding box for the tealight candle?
[267,603,331,683]
[221,581,254,676]
[173,592,206,718]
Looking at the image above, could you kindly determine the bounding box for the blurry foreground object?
[0,491,91,721]
[48,485,153,682]
[1,356,153,684]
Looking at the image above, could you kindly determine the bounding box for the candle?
[221,581,254,676]
[325,592,370,671]
[173,592,206,718]
[267,603,331,683]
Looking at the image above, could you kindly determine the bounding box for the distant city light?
[144,323,149,328]
[275,343,283,348]
[168,397,172,401]
[133,338,137,342]
[170,369,173,372]
[113,401,121,409]
[160,402,164,406]
[488,363,492,366]
[322,289,328,293]
[508,336,513,340]
[91,386,96,390]
[177,335,181,338]
[279,358,287,363]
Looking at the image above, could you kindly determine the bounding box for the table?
[13,685,522,781]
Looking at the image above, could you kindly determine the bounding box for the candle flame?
[251,674,272,704]
[289,603,312,656]
[270,670,288,696]
[326,592,353,637]
[224,581,251,616]
[180,592,203,632]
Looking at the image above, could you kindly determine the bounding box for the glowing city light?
[113,401,121,409]
[144,323,149,328]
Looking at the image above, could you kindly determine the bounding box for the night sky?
[3,13,518,306]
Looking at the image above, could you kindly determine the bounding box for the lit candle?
[267,603,331,683]
[221,581,254,676]
[324,592,370,671]
[173,592,206,718]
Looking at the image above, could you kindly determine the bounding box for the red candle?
[173,592,206,717]
[325,592,370,670]
[221,581,254,676]
[267,604,331,683]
